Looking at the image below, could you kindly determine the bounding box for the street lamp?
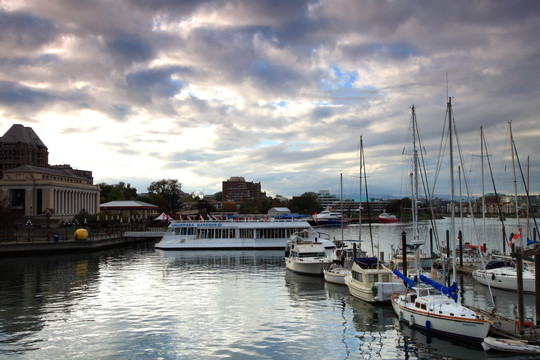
[26,220,32,242]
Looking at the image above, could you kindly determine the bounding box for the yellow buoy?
[74,228,89,240]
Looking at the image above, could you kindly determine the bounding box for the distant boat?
[310,210,349,228]
[377,211,398,223]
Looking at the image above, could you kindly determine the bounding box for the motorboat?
[377,211,398,223]
[323,263,350,285]
[344,257,405,302]
[472,260,536,293]
[155,218,335,250]
[285,231,332,275]
[311,210,349,228]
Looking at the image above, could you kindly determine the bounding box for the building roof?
[100,200,159,209]
[1,124,46,147]
[3,164,88,180]
[270,207,291,212]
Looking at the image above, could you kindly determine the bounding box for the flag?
[200,214,204,221]
[510,228,522,246]
[264,215,267,222]
[313,212,317,222]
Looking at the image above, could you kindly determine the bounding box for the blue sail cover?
[419,274,458,302]
[527,238,540,246]
[393,269,417,288]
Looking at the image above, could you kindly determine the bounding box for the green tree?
[148,179,182,213]
[288,192,322,215]
[99,182,138,202]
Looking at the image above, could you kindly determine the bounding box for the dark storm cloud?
[0,81,58,109]
[125,66,188,100]
[0,10,59,50]
[105,33,154,65]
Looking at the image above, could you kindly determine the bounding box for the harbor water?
[0,218,537,359]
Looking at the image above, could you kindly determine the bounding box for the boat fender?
[399,311,403,321]
[410,315,415,326]
[425,320,431,332]
[491,273,496,281]
[372,284,378,297]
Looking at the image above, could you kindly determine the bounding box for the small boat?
[377,211,398,223]
[285,231,332,275]
[482,337,540,354]
[323,263,350,285]
[472,260,536,293]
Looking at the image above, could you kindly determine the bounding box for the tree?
[99,182,138,202]
[148,179,182,213]
[288,192,322,215]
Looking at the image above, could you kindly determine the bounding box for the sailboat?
[472,122,537,293]
[391,103,492,341]
[344,137,405,302]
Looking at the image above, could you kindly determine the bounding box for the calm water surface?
[0,219,537,359]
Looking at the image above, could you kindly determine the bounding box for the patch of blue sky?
[256,139,280,148]
[270,100,287,108]
[322,64,358,91]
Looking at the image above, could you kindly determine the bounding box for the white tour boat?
[285,231,332,275]
[155,218,335,250]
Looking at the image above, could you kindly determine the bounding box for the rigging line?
[512,135,540,243]
[362,142,375,257]
[453,117,495,308]
[431,107,449,199]
[483,129,508,254]
[415,109,442,252]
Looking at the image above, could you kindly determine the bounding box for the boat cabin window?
[352,270,364,283]
[381,274,390,282]
[175,227,195,236]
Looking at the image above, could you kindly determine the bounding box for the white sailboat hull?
[391,294,491,341]
[323,266,349,285]
[472,267,536,293]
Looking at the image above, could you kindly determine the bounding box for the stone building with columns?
[0,164,100,218]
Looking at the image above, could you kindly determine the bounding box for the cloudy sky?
[1,0,539,200]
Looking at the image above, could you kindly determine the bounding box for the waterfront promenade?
[0,228,165,256]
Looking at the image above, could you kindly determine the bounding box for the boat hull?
[482,337,540,354]
[391,295,491,341]
[473,268,536,293]
[286,259,330,275]
[323,267,349,285]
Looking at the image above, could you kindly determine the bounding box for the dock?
[0,230,165,256]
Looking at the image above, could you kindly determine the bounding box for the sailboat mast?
[340,172,344,242]
[481,127,486,233]
[448,97,457,286]
[509,121,522,248]
[411,106,423,277]
[359,137,363,246]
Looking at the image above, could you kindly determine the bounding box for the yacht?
[472,260,536,293]
[285,231,332,275]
